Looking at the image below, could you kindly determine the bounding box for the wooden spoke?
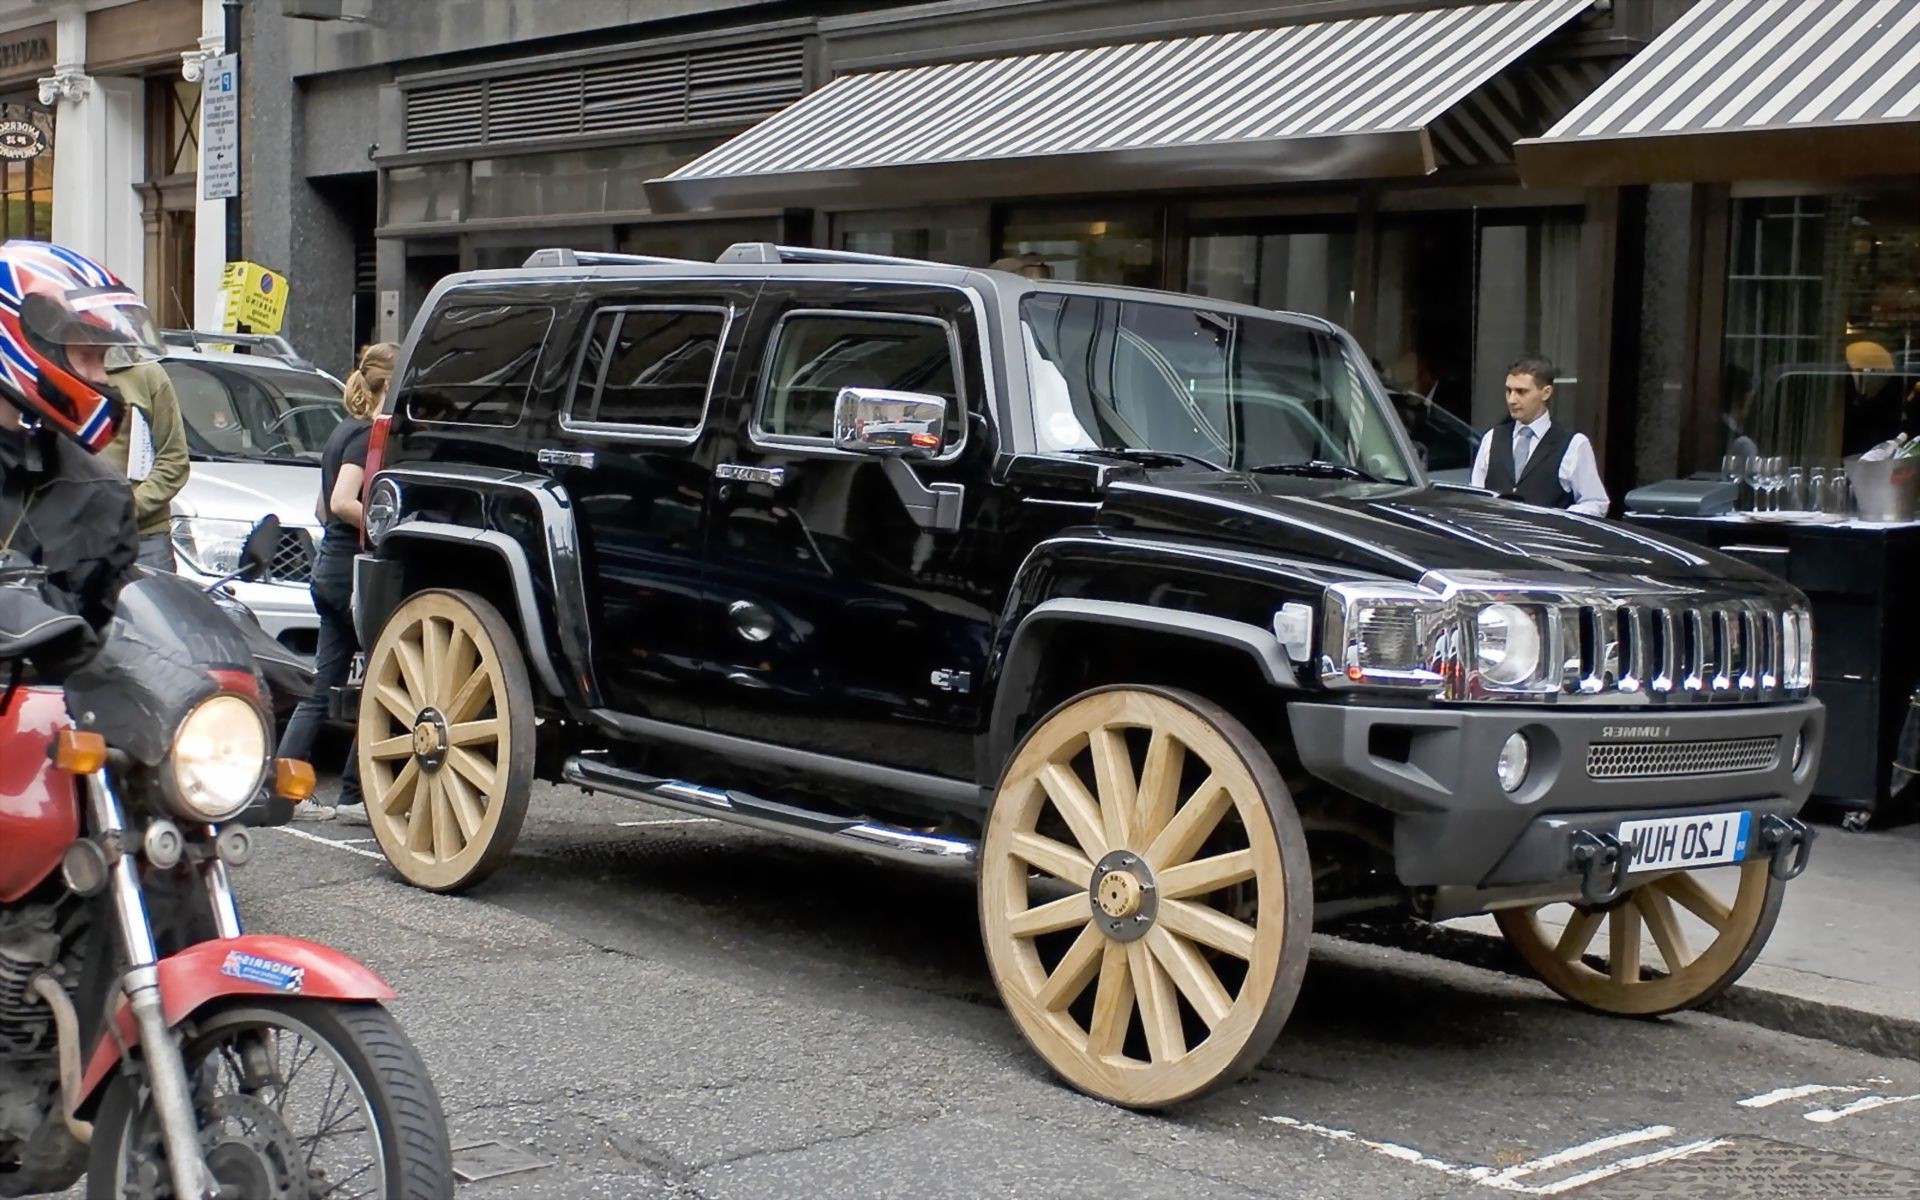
[1008,893,1093,939]
[393,638,428,707]
[372,684,416,727]
[1158,899,1257,960]
[1127,940,1185,1064]
[1655,871,1732,932]
[1554,908,1605,962]
[1145,775,1231,870]
[422,616,449,709]
[430,781,457,863]
[444,623,476,701]
[1147,926,1233,1030]
[443,666,492,726]
[1039,763,1107,861]
[1010,832,1094,887]
[446,746,497,797]
[1158,849,1256,901]
[1035,924,1104,1012]
[1134,729,1185,844]
[1089,729,1137,851]
[447,720,501,748]
[375,758,420,819]
[441,768,486,844]
[367,734,414,762]
[1638,887,1694,971]
[1608,904,1643,985]
[405,778,435,853]
[1087,943,1134,1059]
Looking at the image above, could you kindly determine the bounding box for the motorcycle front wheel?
[88,999,453,1200]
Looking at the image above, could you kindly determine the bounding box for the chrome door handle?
[716,462,787,487]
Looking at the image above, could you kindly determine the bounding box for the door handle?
[716,462,787,487]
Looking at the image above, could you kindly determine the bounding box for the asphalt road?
[221,780,1920,1199]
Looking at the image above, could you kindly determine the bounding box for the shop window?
[0,106,53,242]
[1186,225,1355,328]
[757,312,960,444]
[1715,189,1920,471]
[467,140,714,222]
[146,77,199,180]
[566,307,725,432]
[997,208,1159,287]
[385,164,466,226]
[404,303,553,427]
[620,217,779,264]
[836,207,989,267]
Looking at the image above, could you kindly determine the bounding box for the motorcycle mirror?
[239,516,282,582]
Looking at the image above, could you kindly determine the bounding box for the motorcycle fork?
[86,769,223,1200]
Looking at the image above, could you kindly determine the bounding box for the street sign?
[219,261,290,334]
[201,53,238,201]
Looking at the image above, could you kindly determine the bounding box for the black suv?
[348,244,1822,1108]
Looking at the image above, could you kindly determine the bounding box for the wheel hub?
[1088,849,1159,942]
[411,707,449,773]
[199,1093,304,1200]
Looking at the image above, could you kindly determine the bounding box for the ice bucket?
[1845,454,1920,522]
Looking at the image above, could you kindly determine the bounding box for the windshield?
[162,359,347,463]
[1020,292,1417,483]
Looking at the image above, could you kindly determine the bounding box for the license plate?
[346,652,366,688]
[1617,811,1753,873]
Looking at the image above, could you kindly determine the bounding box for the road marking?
[1262,1117,1719,1195]
[273,827,386,861]
[1804,1094,1920,1124]
[615,818,720,828]
[1737,1083,1864,1108]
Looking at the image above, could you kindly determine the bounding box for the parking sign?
[202,54,238,201]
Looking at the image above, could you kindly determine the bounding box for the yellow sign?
[219,261,290,334]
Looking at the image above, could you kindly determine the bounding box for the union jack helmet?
[0,241,163,453]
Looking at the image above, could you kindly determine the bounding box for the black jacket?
[0,423,139,680]
[1483,417,1576,509]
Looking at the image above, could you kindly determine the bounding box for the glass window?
[619,217,779,263]
[0,105,51,241]
[468,139,715,221]
[162,361,347,462]
[568,307,724,430]
[758,314,959,443]
[404,304,553,426]
[997,208,1160,286]
[385,164,466,226]
[1186,227,1355,328]
[1020,292,1415,483]
[836,207,990,267]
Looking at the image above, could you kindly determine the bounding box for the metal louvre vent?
[271,528,315,585]
[404,40,805,153]
[1587,736,1780,780]
[1568,600,1790,702]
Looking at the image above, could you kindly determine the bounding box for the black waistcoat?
[1485,417,1575,508]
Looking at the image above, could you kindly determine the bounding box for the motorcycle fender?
[77,934,395,1107]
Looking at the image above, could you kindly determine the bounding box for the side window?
[404,304,553,427]
[757,312,961,445]
[567,307,725,433]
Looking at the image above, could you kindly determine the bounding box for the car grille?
[270,528,315,584]
[1586,736,1781,780]
[1563,600,1796,702]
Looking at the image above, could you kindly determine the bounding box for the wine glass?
[1744,455,1764,512]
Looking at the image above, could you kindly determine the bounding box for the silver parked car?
[159,332,349,657]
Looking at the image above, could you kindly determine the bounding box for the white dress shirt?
[1468,411,1610,517]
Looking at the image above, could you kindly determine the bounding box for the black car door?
[699,279,1000,779]
[544,278,758,726]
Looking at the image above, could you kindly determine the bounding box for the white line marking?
[1490,1126,1674,1181]
[1262,1116,1479,1181]
[273,827,386,861]
[1804,1094,1920,1124]
[1531,1139,1730,1196]
[615,818,720,828]
[1737,1083,1863,1108]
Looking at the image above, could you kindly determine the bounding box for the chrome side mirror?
[832,387,947,459]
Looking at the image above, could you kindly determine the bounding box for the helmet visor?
[22,287,166,356]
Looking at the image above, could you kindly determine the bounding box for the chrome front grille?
[1586,736,1780,779]
[1567,599,1790,702]
[271,528,315,584]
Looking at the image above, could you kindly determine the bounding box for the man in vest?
[1468,355,1609,517]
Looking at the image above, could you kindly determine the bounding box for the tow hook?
[1568,830,1633,907]
[1757,815,1815,882]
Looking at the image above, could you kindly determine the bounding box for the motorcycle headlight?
[165,694,269,823]
[171,516,257,577]
[1473,603,1549,689]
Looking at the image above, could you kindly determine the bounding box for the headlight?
[171,516,257,577]
[166,694,269,822]
[1474,603,1547,688]
[1320,586,1449,691]
[1782,608,1814,689]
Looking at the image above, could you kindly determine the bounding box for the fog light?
[1497,732,1531,793]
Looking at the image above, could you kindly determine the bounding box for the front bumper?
[1288,698,1824,890]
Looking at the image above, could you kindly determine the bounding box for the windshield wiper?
[1070,447,1228,472]
[1246,460,1380,482]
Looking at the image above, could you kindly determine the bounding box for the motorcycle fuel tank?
[0,685,78,903]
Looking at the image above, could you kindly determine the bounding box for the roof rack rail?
[715,242,942,268]
[159,329,314,369]
[521,248,698,269]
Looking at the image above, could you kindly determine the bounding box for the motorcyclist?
[0,241,155,686]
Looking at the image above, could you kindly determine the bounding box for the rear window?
[404,304,554,427]
[163,360,346,463]
[566,307,725,433]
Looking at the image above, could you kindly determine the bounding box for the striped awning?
[1518,0,1920,184]
[646,0,1594,213]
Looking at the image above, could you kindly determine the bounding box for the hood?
[1099,472,1781,588]
[171,460,322,531]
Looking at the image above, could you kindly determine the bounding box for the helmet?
[0,241,163,453]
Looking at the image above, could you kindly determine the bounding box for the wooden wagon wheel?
[979,686,1312,1109]
[357,589,534,893]
[1495,860,1783,1016]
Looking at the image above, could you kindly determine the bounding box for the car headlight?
[165,694,269,823]
[171,516,258,577]
[1474,603,1548,689]
[1319,586,1450,691]
[1782,607,1814,689]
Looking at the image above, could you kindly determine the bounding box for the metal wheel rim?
[980,689,1294,1108]
[1495,859,1779,1016]
[359,592,514,890]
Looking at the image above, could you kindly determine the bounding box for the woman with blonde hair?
[285,341,397,821]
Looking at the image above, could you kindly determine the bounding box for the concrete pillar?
[45,7,145,295]
[188,0,227,330]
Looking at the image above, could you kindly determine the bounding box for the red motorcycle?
[0,521,453,1199]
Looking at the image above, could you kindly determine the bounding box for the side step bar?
[561,757,977,874]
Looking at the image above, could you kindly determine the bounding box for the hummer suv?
[347,244,1822,1109]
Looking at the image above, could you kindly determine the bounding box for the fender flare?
[982,598,1301,779]
[78,934,396,1108]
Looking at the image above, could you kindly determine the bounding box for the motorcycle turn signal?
[274,758,316,802]
[51,730,107,774]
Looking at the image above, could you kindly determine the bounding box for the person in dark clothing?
[0,242,157,685]
[1468,355,1610,516]
[280,342,395,823]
